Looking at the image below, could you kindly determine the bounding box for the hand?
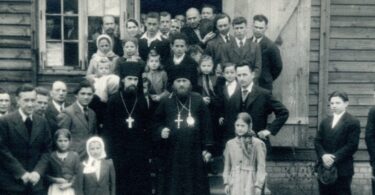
[203,97,211,104]
[202,150,212,163]
[202,32,216,43]
[58,183,72,190]
[29,172,40,186]
[161,128,170,139]
[151,95,160,102]
[55,177,68,184]
[218,117,224,125]
[322,154,335,168]
[21,172,30,184]
[224,184,231,195]
[257,130,271,140]
[255,187,262,195]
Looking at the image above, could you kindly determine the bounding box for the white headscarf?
[83,136,107,179]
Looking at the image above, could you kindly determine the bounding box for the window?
[38,0,139,74]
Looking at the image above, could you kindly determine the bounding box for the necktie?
[83,107,89,121]
[242,89,248,101]
[25,116,32,137]
[253,37,258,43]
[239,40,244,47]
[60,106,64,112]
[225,35,230,42]
[204,75,215,97]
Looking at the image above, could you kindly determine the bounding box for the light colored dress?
[223,136,267,195]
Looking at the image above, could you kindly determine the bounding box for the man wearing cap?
[152,70,213,195]
[103,61,151,195]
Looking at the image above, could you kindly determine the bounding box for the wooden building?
[1,0,374,194]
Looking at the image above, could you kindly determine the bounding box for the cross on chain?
[126,116,135,128]
[175,113,183,129]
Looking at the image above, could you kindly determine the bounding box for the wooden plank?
[328,84,375,95]
[330,39,375,50]
[311,16,320,28]
[0,37,31,48]
[310,28,320,39]
[331,16,375,28]
[0,2,31,14]
[309,84,318,95]
[311,5,321,17]
[0,48,31,59]
[331,27,375,39]
[0,59,31,70]
[0,13,30,25]
[329,61,375,72]
[310,72,319,84]
[332,0,375,5]
[0,25,31,36]
[310,51,319,62]
[0,70,32,82]
[311,0,321,6]
[310,39,319,51]
[330,50,375,61]
[310,62,318,73]
[329,72,375,83]
[331,5,375,16]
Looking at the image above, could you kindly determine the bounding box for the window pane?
[64,16,78,40]
[47,0,61,14]
[63,0,78,13]
[46,16,61,40]
[46,42,63,67]
[64,42,79,67]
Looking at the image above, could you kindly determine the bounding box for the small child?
[114,38,145,75]
[198,55,219,105]
[81,136,116,195]
[40,129,81,195]
[223,112,267,195]
[87,34,119,76]
[142,50,169,102]
[188,44,204,64]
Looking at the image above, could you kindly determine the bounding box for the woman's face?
[88,141,102,159]
[98,39,111,54]
[235,119,249,136]
[330,96,348,114]
[123,41,137,57]
[126,21,139,37]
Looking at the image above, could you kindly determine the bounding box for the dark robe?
[103,91,151,195]
[153,92,213,195]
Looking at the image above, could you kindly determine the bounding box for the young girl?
[40,129,81,195]
[81,136,116,195]
[223,112,267,195]
[142,50,169,102]
[87,34,119,76]
[114,37,145,75]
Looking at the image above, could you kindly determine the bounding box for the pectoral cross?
[175,113,183,129]
[126,116,135,128]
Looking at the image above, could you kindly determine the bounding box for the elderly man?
[92,15,123,56]
[45,81,68,135]
[0,88,11,117]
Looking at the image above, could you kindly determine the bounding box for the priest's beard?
[173,84,192,98]
[124,85,138,95]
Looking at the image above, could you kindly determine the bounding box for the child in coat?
[39,129,81,195]
[223,112,267,195]
[114,37,145,75]
[81,136,116,195]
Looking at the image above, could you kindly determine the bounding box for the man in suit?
[0,87,11,117]
[201,4,216,20]
[34,87,50,117]
[159,11,172,39]
[45,81,68,136]
[365,106,375,195]
[251,14,283,91]
[58,80,97,159]
[138,12,170,65]
[221,17,262,83]
[181,7,215,47]
[0,84,52,195]
[226,62,289,149]
[205,13,233,66]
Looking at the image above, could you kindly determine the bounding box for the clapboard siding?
[0,0,33,87]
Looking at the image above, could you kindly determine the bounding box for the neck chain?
[175,94,195,127]
[120,92,138,128]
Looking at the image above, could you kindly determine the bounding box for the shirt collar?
[253,36,263,43]
[242,82,253,93]
[235,37,247,46]
[173,54,185,64]
[76,101,86,113]
[220,33,230,42]
[333,111,345,119]
[52,100,65,112]
[226,80,236,86]
[19,108,32,122]
[141,31,163,42]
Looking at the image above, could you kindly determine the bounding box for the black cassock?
[103,91,152,195]
[153,92,213,195]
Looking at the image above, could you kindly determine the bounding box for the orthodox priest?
[103,61,151,195]
[153,71,214,195]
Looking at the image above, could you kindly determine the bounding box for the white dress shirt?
[235,37,247,47]
[226,80,237,97]
[332,111,345,128]
[173,54,185,65]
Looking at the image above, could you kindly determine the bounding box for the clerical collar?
[173,54,185,65]
[19,108,32,122]
[52,100,65,112]
[235,37,247,47]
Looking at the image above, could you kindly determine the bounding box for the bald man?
[45,81,68,135]
[92,15,123,56]
[181,7,215,47]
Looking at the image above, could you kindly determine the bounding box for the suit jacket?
[205,34,234,65]
[138,35,170,65]
[221,38,262,81]
[45,101,65,136]
[58,102,97,159]
[0,111,52,191]
[254,36,283,90]
[315,112,360,176]
[79,159,116,195]
[224,85,289,145]
[366,106,375,168]
[181,19,213,48]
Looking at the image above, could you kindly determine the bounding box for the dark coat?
[315,112,360,176]
[366,106,375,168]
[181,19,214,48]
[205,34,234,65]
[58,102,97,159]
[221,38,262,81]
[138,35,171,65]
[0,111,52,192]
[164,55,199,92]
[224,85,289,146]
[254,36,283,91]
[45,101,65,136]
[79,159,116,195]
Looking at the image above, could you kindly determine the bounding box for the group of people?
[0,4,372,195]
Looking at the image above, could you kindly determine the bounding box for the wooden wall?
[0,0,34,99]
